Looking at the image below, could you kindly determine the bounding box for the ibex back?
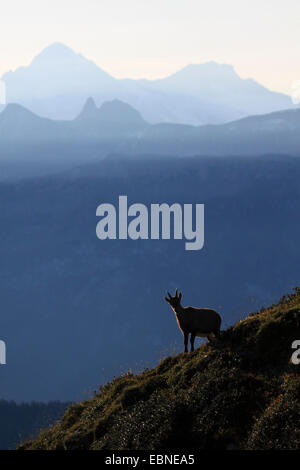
[165,289,221,353]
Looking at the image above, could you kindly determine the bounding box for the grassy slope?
[20,289,300,450]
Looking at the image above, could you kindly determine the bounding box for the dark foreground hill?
[20,288,300,450]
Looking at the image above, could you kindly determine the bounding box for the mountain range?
[1,98,300,182]
[1,42,294,124]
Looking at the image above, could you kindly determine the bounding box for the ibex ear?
[164,297,171,304]
[178,291,182,301]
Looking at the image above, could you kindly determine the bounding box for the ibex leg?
[184,332,189,353]
[190,333,195,352]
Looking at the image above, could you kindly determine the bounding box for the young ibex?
[165,289,222,353]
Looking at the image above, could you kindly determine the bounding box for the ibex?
[165,289,222,353]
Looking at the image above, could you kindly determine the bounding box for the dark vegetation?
[20,288,300,450]
[0,400,69,449]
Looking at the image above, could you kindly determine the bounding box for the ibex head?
[165,288,182,308]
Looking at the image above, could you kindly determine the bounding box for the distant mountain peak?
[32,42,79,64]
[0,102,37,120]
[2,43,115,114]
[99,99,137,113]
[41,42,74,52]
[185,61,234,70]
[77,97,98,120]
[98,99,146,124]
[76,98,146,125]
[169,61,238,80]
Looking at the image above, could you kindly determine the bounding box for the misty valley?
[1,153,300,404]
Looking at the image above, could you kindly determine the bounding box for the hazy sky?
[1,0,299,94]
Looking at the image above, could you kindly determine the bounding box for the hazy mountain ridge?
[2,43,116,99]
[0,98,147,142]
[130,107,300,157]
[1,99,300,182]
[1,43,294,124]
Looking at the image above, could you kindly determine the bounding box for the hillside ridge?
[20,288,300,450]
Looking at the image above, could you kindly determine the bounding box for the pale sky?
[1,0,300,94]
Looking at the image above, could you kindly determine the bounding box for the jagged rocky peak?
[76,97,98,120]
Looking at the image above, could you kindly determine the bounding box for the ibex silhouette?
[165,289,221,353]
